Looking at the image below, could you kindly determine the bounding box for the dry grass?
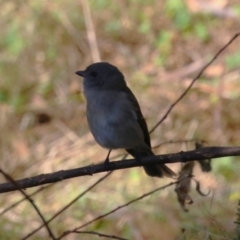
[0,0,240,239]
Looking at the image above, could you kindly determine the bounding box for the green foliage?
[129,168,141,182]
[194,22,209,41]
[213,157,235,181]
[138,19,151,34]
[165,0,191,32]
[9,92,27,109]
[90,0,110,10]
[36,81,54,97]
[165,0,210,42]
[233,5,240,15]
[105,20,122,35]
[154,30,173,66]
[0,89,8,103]
[4,23,26,56]
[226,51,240,70]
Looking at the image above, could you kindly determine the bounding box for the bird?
[75,62,175,178]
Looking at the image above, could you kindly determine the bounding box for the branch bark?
[0,146,239,194]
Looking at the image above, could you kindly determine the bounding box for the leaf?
[175,161,210,211]
[175,162,194,212]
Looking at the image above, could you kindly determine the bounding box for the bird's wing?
[124,87,151,148]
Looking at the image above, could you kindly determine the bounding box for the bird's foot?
[135,157,142,167]
[104,157,110,169]
[104,149,112,169]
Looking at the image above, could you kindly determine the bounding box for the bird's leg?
[135,157,142,166]
[131,154,142,168]
[134,152,142,163]
[104,149,112,166]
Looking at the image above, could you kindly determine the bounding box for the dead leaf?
[175,162,194,212]
[193,179,210,196]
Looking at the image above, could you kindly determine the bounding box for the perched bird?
[76,62,175,178]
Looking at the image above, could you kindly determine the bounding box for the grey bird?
[76,62,175,178]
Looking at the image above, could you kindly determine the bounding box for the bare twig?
[57,11,89,56]
[1,146,240,194]
[0,169,56,240]
[57,182,176,239]
[23,157,129,239]
[153,138,198,149]
[161,57,208,81]
[81,0,101,62]
[150,31,240,133]
[0,185,51,216]
[22,172,112,240]
[60,230,128,240]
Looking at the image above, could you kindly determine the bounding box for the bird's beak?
[75,70,86,77]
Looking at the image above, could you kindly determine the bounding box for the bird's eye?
[91,71,97,77]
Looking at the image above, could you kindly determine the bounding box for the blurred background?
[0,0,240,239]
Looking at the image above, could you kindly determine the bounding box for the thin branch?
[152,138,198,149]
[22,172,112,240]
[81,0,101,62]
[23,157,129,239]
[61,230,128,240]
[150,31,240,133]
[0,185,52,216]
[1,146,240,194]
[57,182,176,239]
[0,169,56,240]
[57,11,89,56]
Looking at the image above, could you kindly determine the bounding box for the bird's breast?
[85,91,144,149]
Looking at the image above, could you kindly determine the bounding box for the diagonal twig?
[0,185,52,216]
[0,169,56,240]
[150,31,240,133]
[21,172,112,240]
[81,0,101,62]
[61,230,129,240]
[57,181,176,239]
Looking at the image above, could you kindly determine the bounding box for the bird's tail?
[198,159,212,172]
[143,164,175,178]
[126,148,176,178]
